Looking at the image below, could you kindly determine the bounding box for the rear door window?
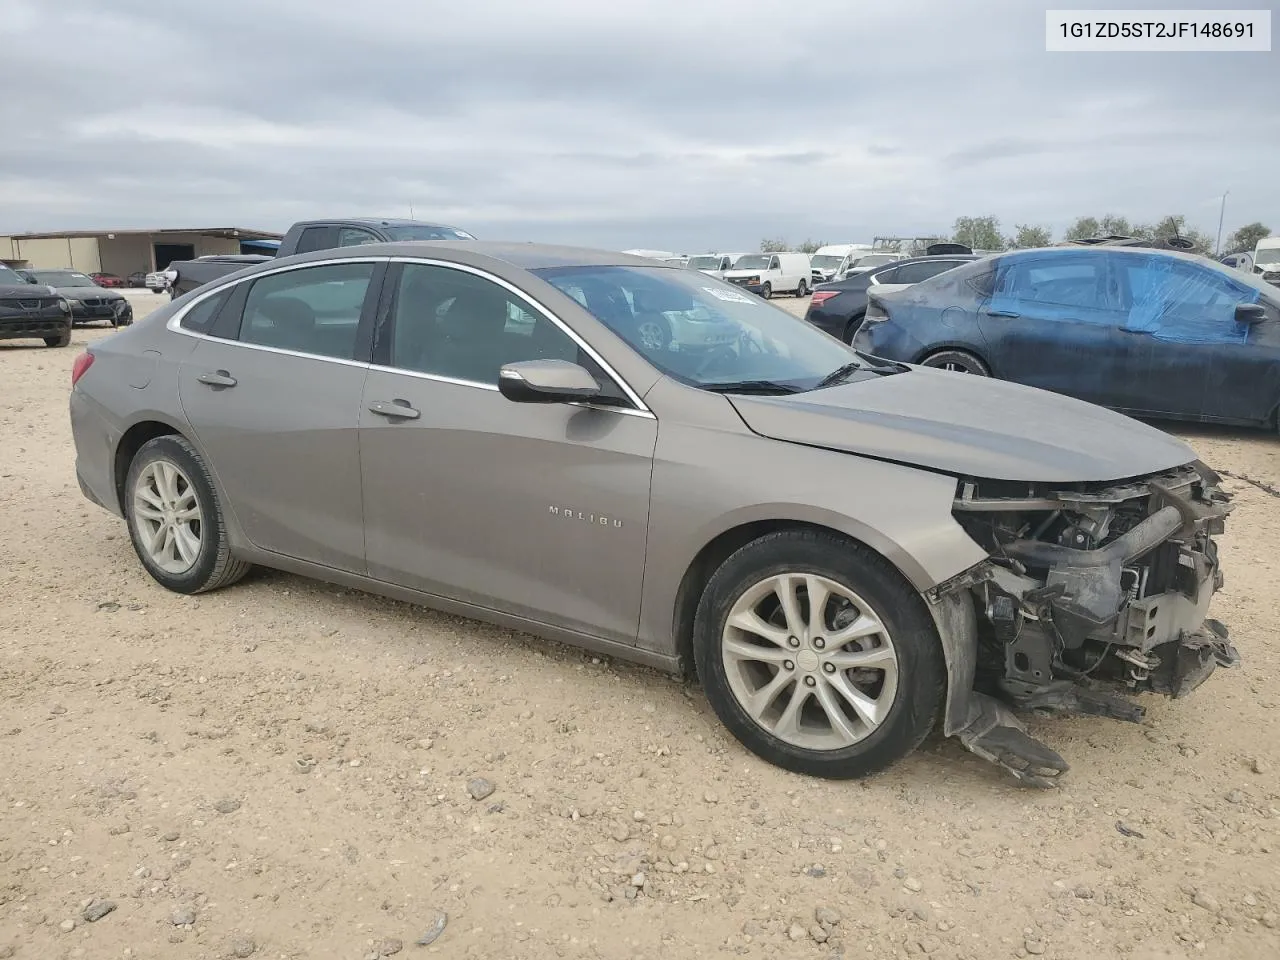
[293,226,338,254]
[894,259,964,284]
[235,263,375,359]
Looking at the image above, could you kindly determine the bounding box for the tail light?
[809,290,840,307]
[71,350,94,387]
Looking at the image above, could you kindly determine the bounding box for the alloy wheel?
[721,573,899,751]
[132,459,204,575]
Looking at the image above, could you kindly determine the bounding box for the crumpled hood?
[728,366,1196,483]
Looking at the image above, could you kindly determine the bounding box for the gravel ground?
[1,291,1278,960]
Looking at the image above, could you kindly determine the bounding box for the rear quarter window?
[178,290,229,334]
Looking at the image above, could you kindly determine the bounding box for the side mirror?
[498,359,601,404]
[1235,303,1267,324]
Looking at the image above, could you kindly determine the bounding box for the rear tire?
[124,435,252,594]
[796,279,808,298]
[921,349,990,375]
[693,529,945,780]
[760,283,772,300]
[44,328,71,348]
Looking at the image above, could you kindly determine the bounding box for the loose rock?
[809,924,829,943]
[214,799,241,815]
[161,830,180,842]
[788,923,807,941]
[82,900,117,922]
[226,937,256,958]
[1025,939,1046,955]
[1250,757,1270,775]
[377,938,403,956]
[59,919,76,932]
[466,778,495,801]
[1260,912,1278,929]
[415,912,448,947]
[1192,890,1221,913]
[904,877,923,892]
[815,906,842,926]
[1226,789,1244,804]
[171,906,197,926]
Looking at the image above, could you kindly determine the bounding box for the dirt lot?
[2,292,1278,960]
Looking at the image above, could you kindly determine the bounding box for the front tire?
[796,279,808,298]
[760,282,772,300]
[693,530,945,780]
[44,327,71,348]
[124,435,251,594]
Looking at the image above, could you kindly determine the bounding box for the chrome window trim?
[165,256,391,341]
[387,256,653,416]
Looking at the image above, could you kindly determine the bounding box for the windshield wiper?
[702,380,804,395]
[815,361,865,388]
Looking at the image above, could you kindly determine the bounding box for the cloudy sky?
[1,0,1276,252]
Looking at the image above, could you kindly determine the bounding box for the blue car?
[856,246,1280,429]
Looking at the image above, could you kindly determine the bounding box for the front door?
[358,261,658,644]
[176,260,382,572]
[977,252,1126,406]
[1114,255,1277,422]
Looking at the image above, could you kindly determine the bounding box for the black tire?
[920,349,989,375]
[760,282,772,300]
[693,529,945,780]
[796,279,808,298]
[44,327,71,348]
[842,313,865,344]
[124,435,252,594]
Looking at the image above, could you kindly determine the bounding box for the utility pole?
[1215,190,1229,255]
[409,202,415,218]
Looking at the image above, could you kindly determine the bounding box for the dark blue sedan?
[855,246,1280,428]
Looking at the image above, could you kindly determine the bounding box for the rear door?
[357,259,658,644]
[977,252,1127,405]
[176,259,384,572]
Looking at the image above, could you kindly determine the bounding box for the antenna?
[409,202,415,218]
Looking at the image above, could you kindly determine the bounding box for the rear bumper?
[70,388,124,518]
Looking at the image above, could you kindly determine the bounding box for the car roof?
[287,241,678,271]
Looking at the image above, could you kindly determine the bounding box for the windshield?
[686,256,723,270]
[381,225,476,241]
[1255,247,1280,266]
[0,265,24,284]
[533,264,878,392]
[734,254,773,270]
[809,255,844,269]
[849,254,898,269]
[31,270,95,287]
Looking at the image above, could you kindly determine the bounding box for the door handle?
[196,370,237,388]
[368,399,421,420]
[986,310,1020,318]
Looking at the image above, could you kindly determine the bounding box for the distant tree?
[1098,214,1134,236]
[797,239,826,254]
[1224,221,1271,255]
[1009,224,1053,249]
[1063,216,1101,241]
[951,216,1006,251]
[759,237,788,253]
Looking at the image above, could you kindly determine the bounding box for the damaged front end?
[932,461,1238,786]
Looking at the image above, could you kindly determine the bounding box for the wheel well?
[843,312,865,341]
[114,421,182,510]
[671,520,887,680]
